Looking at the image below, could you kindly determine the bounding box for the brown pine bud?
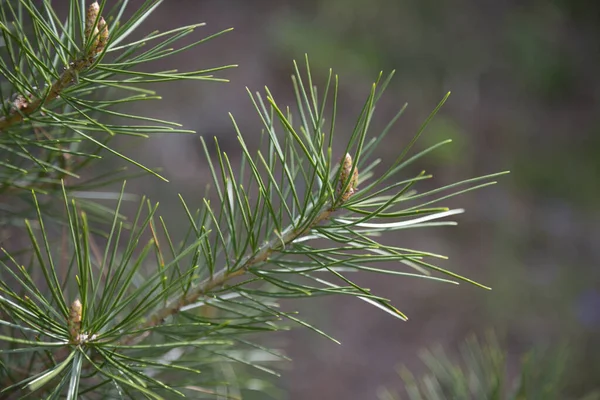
[84,2,109,56]
[338,153,359,202]
[97,17,109,53]
[85,2,100,43]
[85,1,100,55]
[68,299,82,342]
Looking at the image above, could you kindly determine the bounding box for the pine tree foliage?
[0,0,233,223]
[0,1,507,398]
[378,334,600,400]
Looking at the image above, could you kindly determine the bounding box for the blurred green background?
[105,0,600,398]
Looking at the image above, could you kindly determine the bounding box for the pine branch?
[0,0,234,195]
[122,198,337,346]
[0,2,105,132]
[0,2,508,398]
[123,153,362,346]
[0,40,102,133]
[0,56,86,132]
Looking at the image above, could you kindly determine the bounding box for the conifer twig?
[121,152,358,345]
[0,64,80,132]
[122,203,337,346]
[0,2,108,133]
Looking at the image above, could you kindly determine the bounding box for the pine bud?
[85,2,100,48]
[84,2,109,56]
[338,153,359,202]
[97,17,109,53]
[68,299,82,342]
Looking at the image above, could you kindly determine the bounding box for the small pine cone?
[84,2,108,56]
[338,153,359,202]
[85,2,100,38]
[97,17,109,53]
[85,2,100,53]
[68,299,82,342]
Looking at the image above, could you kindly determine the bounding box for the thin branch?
[121,207,334,346]
[120,151,360,345]
[0,2,107,133]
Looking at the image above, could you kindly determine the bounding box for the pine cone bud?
[85,2,100,43]
[68,299,82,342]
[97,17,109,53]
[338,153,359,202]
[84,2,109,56]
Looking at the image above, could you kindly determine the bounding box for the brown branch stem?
[0,57,95,133]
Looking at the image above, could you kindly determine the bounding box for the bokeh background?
[105,1,600,398]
